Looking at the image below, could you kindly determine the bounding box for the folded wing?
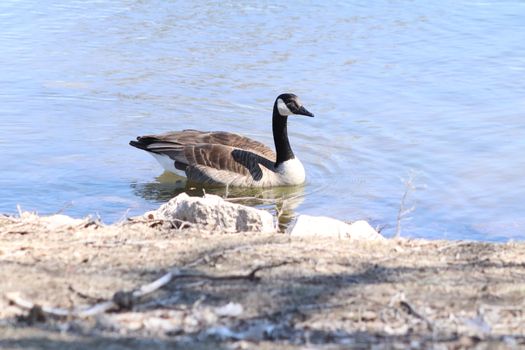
[130,130,277,183]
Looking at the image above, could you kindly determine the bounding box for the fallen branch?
[68,285,105,303]
[6,292,71,318]
[183,242,263,268]
[7,260,294,320]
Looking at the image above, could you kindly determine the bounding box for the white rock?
[214,302,244,317]
[147,193,275,233]
[287,215,384,240]
[205,326,240,340]
[143,316,180,333]
[39,215,85,230]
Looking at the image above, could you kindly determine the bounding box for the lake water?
[1,1,524,241]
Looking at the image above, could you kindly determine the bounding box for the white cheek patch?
[277,98,292,116]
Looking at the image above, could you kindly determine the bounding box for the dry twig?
[7,258,295,320]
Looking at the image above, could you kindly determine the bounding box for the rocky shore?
[1,194,524,349]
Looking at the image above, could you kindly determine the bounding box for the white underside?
[149,152,305,187]
[150,153,186,177]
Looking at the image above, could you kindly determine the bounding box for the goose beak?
[296,106,314,117]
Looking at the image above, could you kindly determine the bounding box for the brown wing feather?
[131,130,277,184]
[139,130,276,161]
[183,143,275,181]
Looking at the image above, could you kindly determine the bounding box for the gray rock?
[146,193,275,233]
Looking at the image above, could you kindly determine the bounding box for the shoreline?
[1,205,524,349]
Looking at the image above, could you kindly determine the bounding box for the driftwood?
[7,257,293,320]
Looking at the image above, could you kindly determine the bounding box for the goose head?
[275,93,314,118]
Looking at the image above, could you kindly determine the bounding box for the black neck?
[273,103,295,166]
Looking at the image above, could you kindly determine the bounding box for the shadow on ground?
[1,215,525,349]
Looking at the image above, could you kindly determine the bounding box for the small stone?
[40,215,84,230]
[214,302,243,317]
[361,310,377,321]
[143,317,180,334]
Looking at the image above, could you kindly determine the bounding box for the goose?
[129,93,314,187]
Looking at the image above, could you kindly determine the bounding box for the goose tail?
[129,136,168,153]
[129,139,150,152]
[130,136,188,174]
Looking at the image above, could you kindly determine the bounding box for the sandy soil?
[1,212,524,349]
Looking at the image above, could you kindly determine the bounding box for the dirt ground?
[1,212,524,349]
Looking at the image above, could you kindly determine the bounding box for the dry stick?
[125,217,194,231]
[54,201,74,215]
[395,174,417,238]
[7,259,294,319]
[116,208,131,224]
[68,285,105,303]
[6,292,71,318]
[16,205,24,217]
[275,198,288,220]
[183,243,258,268]
[225,197,277,204]
[435,240,473,253]
[6,240,264,317]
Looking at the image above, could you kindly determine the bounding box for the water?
[1,1,524,241]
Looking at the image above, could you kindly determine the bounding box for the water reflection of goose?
[130,93,314,187]
[131,172,305,229]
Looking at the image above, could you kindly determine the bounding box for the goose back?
[131,129,287,186]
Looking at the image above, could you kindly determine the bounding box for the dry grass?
[1,212,524,349]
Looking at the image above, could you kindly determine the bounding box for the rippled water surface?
[1,1,524,240]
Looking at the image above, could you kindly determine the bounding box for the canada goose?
[130,93,314,187]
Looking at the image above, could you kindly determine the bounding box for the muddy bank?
[1,211,524,349]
